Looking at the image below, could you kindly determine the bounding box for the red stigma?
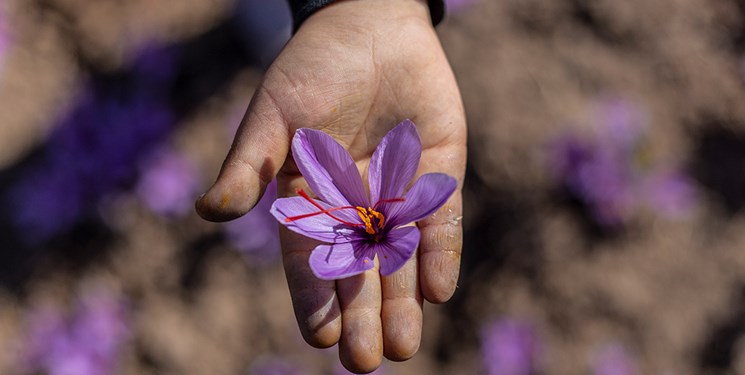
[283,189,406,229]
[285,189,362,227]
[372,197,405,209]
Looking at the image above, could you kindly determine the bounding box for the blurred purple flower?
[0,36,6,67]
[247,356,306,375]
[271,121,457,280]
[551,134,634,227]
[446,0,479,12]
[596,100,645,152]
[592,343,637,375]
[6,84,174,243]
[0,7,9,67]
[136,148,200,217]
[642,170,697,218]
[481,318,541,375]
[131,43,180,88]
[331,362,386,375]
[22,307,66,369]
[234,0,291,68]
[225,180,281,265]
[551,99,696,227]
[2,42,181,243]
[21,288,130,375]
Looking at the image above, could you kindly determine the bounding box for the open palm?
[197,1,466,372]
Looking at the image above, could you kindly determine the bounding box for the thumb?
[196,89,289,222]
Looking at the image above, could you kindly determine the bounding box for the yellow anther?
[369,208,385,229]
[355,206,386,235]
[356,207,375,235]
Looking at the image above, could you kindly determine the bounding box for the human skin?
[196,0,466,372]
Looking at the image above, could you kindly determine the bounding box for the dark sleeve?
[287,0,445,32]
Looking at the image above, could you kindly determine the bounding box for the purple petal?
[293,129,368,207]
[271,197,359,243]
[309,241,374,280]
[378,226,420,276]
[369,120,422,209]
[386,173,457,228]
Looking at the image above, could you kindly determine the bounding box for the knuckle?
[419,222,463,254]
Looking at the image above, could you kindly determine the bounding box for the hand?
[196,0,466,372]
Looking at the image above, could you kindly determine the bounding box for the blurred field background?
[2,0,745,374]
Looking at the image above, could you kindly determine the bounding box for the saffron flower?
[20,288,130,375]
[270,120,456,280]
[6,89,173,243]
[551,98,697,228]
[135,148,201,217]
[4,42,177,244]
[481,318,541,375]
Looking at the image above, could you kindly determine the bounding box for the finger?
[196,88,289,222]
[381,248,422,361]
[337,260,383,373]
[404,50,467,303]
[281,226,342,348]
[418,143,465,303]
[278,176,342,348]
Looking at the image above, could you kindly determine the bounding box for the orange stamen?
[355,207,386,234]
[369,209,385,229]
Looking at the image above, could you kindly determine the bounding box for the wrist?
[289,0,443,33]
